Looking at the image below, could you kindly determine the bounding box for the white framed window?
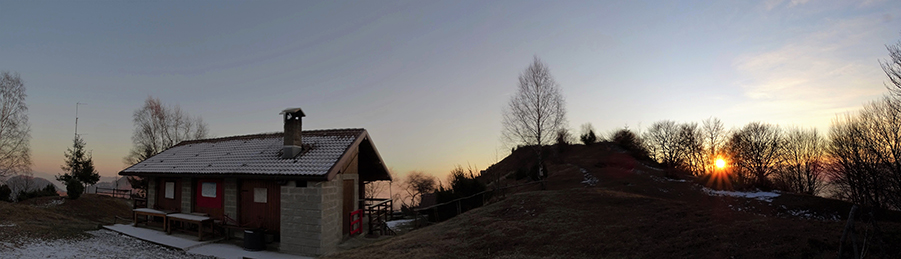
[201,182,217,198]
[254,188,267,203]
[164,182,175,199]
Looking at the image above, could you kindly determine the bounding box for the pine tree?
[57,135,100,199]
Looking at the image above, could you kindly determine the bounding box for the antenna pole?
[75,102,86,137]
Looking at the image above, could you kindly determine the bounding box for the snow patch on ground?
[0,229,211,259]
[702,188,781,202]
[0,222,15,227]
[386,219,415,229]
[650,175,689,183]
[577,167,599,187]
[776,206,841,221]
[1,225,314,259]
[34,198,65,208]
[641,163,663,171]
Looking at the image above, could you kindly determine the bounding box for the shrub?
[580,130,597,146]
[432,166,489,221]
[13,184,58,202]
[612,128,650,160]
[66,179,84,200]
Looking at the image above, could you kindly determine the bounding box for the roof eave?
[117,171,329,181]
[323,130,367,181]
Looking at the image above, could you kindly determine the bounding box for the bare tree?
[676,122,705,175]
[702,117,726,174]
[501,57,567,179]
[821,38,901,208]
[643,121,705,175]
[399,171,436,208]
[828,112,889,208]
[727,122,782,188]
[880,39,901,97]
[643,120,680,167]
[0,72,31,181]
[829,96,901,209]
[364,180,389,200]
[775,127,826,195]
[124,96,210,165]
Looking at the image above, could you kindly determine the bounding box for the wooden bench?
[166,213,214,241]
[133,208,172,230]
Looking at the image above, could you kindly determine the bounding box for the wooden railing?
[364,198,393,235]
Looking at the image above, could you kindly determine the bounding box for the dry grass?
[329,188,878,259]
[327,144,901,259]
[0,194,133,243]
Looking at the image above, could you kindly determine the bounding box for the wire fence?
[94,187,133,199]
[413,180,546,223]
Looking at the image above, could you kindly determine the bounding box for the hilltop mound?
[0,194,133,243]
[329,143,901,258]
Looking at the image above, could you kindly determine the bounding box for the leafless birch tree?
[0,72,31,181]
[501,57,567,179]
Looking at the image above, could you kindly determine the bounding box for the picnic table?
[133,208,172,230]
[166,213,214,241]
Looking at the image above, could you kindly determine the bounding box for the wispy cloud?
[764,0,811,11]
[730,13,891,129]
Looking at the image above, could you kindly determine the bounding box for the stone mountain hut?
[119,108,392,256]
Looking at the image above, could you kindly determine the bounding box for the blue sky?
[1,0,899,181]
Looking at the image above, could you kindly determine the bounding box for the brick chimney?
[280,108,305,159]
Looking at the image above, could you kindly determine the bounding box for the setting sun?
[715,158,726,169]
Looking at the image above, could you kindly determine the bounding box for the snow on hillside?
[702,187,781,202]
[386,219,415,229]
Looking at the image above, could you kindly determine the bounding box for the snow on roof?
[121,129,364,177]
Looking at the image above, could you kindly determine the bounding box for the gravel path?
[0,229,213,259]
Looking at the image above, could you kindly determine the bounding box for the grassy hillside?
[0,194,133,243]
[329,143,901,258]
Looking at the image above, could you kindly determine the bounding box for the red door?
[240,180,280,233]
[194,178,224,220]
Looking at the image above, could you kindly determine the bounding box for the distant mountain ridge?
[3,175,58,201]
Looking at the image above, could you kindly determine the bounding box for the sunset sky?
[1,0,900,183]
